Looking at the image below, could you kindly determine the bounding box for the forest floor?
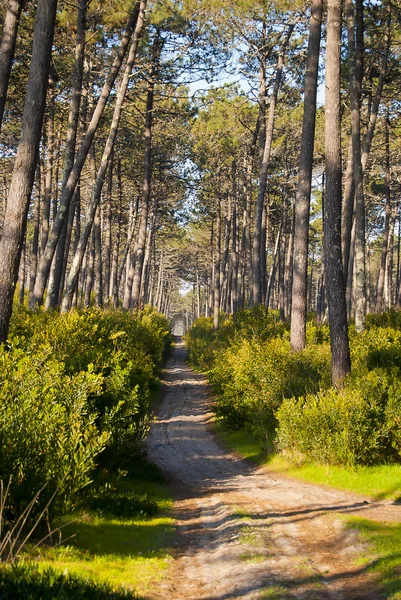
[146,339,401,600]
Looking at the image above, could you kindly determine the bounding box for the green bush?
[183,316,216,369]
[366,308,401,329]
[8,306,171,467]
[184,307,289,371]
[0,345,107,517]
[211,337,331,452]
[277,369,400,466]
[0,562,138,599]
[0,306,171,519]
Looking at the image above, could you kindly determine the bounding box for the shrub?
[0,345,107,518]
[276,369,399,466]
[0,306,171,519]
[183,316,216,369]
[187,308,401,467]
[211,337,331,452]
[8,306,171,469]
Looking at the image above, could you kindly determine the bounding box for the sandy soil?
[147,339,401,600]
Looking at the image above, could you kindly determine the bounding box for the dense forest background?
[0,0,400,384]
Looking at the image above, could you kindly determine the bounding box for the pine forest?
[1,1,401,598]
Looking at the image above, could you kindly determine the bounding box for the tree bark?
[40,77,55,259]
[290,0,323,351]
[0,0,24,130]
[123,29,161,310]
[213,202,221,330]
[376,115,391,313]
[46,0,87,309]
[324,0,351,385]
[61,0,146,313]
[0,0,57,343]
[346,0,366,332]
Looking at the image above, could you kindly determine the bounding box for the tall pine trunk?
[346,0,366,332]
[124,30,161,310]
[0,0,57,343]
[324,0,351,385]
[62,1,146,313]
[290,0,323,351]
[252,22,295,305]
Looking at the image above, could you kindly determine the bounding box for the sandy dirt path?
[147,339,401,600]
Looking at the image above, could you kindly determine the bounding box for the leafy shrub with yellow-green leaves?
[186,308,401,467]
[1,306,171,518]
[278,325,401,466]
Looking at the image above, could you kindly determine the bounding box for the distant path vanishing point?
[147,338,401,600]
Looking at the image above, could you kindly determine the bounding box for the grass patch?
[214,419,401,501]
[28,477,175,596]
[259,584,291,599]
[0,561,139,599]
[214,419,266,464]
[346,517,401,599]
[269,456,401,502]
[239,552,266,563]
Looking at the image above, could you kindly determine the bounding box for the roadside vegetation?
[185,307,401,475]
[0,305,173,598]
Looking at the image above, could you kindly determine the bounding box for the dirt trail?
[147,339,401,600]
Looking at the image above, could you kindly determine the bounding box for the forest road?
[147,338,401,600]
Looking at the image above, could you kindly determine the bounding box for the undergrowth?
[186,307,401,469]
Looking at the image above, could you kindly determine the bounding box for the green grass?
[269,456,401,502]
[214,419,267,464]
[214,419,401,501]
[29,478,175,596]
[346,517,401,599]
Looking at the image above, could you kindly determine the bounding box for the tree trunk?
[376,117,391,313]
[231,163,238,314]
[346,0,366,332]
[46,0,87,309]
[0,0,57,343]
[0,0,24,130]
[31,2,143,308]
[124,29,160,310]
[93,205,103,307]
[213,203,221,330]
[104,156,113,303]
[111,157,123,308]
[40,77,55,258]
[290,0,323,351]
[343,1,390,286]
[29,165,41,296]
[324,0,351,385]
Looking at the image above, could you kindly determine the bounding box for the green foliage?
[0,307,171,520]
[0,346,106,517]
[211,337,331,452]
[0,562,139,599]
[185,309,330,452]
[183,316,216,369]
[187,309,401,468]
[277,371,394,466]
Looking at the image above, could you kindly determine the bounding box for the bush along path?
[147,338,401,600]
